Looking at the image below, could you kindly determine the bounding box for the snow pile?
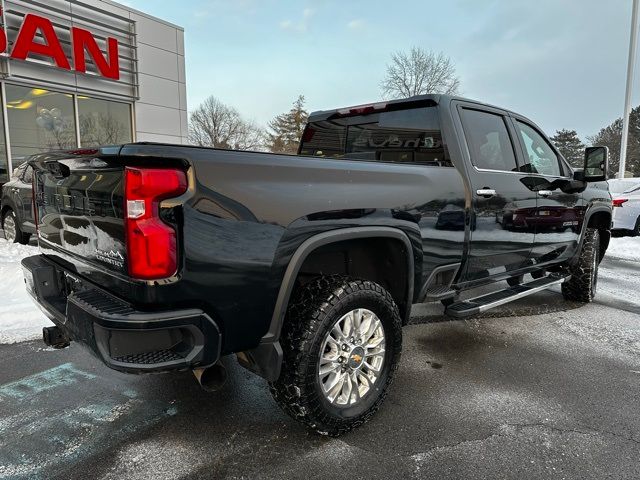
[0,240,53,344]
[606,237,640,263]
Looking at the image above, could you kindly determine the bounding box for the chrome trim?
[474,277,568,313]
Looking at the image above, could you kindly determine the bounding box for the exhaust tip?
[193,362,227,392]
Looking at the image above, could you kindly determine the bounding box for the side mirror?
[583,146,609,182]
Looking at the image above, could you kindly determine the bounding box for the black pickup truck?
[22,95,611,436]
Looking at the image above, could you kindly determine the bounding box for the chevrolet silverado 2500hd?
[21,95,612,436]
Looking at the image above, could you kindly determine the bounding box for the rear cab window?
[300,106,452,167]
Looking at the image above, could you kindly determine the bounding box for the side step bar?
[445,275,569,319]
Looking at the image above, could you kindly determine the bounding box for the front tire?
[562,228,600,303]
[269,276,402,436]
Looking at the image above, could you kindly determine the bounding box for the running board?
[445,275,569,319]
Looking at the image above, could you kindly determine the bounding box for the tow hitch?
[43,326,70,349]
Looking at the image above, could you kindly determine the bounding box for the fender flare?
[238,226,415,382]
[574,206,612,263]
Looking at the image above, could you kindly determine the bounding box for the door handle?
[476,188,497,198]
[538,190,553,197]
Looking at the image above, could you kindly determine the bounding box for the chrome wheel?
[3,213,16,242]
[318,308,386,406]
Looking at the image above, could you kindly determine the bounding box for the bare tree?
[189,96,264,151]
[79,113,127,146]
[381,47,461,99]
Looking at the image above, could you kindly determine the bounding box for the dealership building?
[0,0,188,183]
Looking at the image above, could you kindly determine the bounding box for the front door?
[457,106,537,283]
[511,118,581,265]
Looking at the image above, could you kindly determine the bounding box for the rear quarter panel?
[135,145,467,353]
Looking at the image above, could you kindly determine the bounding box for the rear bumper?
[21,254,221,374]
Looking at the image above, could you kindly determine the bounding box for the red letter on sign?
[11,14,71,69]
[72,27,120,80]
[0,28,6,54]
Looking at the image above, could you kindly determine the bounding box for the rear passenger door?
[456,105,537,283]
[511,117,581,264]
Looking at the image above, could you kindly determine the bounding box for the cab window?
[300,107,452,167]
[515,121,563,176]
[460,108,518,172]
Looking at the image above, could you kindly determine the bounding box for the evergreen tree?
[588,105,640,177]
[550,129,585,168]
[266,95,309,154]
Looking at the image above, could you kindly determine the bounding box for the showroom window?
[5,84,77,163]
[78,96,132,147]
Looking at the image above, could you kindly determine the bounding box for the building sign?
[0,13,120,79]
[0,0,138,100]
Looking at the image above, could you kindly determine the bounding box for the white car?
[609,178,640,236]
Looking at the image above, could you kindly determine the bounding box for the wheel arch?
[585,208,612,261]
[237,226,415,382]
[1,201,14,219]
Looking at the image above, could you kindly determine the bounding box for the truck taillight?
[612,198,628,207]
[124,167,188,280]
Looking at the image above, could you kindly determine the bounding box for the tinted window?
[460,109,517,172]
[300,107,452,167]
[516,121,562,176]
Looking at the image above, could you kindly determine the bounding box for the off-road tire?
[269,276,402,436]
[562,228,600,303]
[2,209,29,244]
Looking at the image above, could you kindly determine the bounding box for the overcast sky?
[126,0,637,140]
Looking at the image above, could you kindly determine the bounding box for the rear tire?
[2,209,29,244]
[269,276,402,436]
[562,228,600,303]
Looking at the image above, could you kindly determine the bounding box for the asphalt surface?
[1,257,639,480]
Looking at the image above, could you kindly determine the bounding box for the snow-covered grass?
[606,236,640,263]
[0,239,52,344]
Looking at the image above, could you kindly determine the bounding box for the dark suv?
[1,162,36,244]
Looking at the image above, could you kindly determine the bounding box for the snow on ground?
[605,236,640,262]
[0,239,52,344]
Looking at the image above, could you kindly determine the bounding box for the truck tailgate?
[32,152,128,275]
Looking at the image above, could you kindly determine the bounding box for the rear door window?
[459,108,518,172]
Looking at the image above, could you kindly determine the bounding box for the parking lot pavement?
[1,256,639,480]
